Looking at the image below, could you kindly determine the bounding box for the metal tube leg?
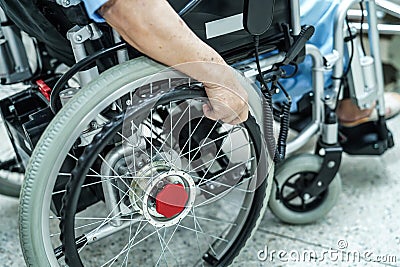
[0,7,32,83]
[66,24,102,86]
[366,0,386,117]
[101,178,123,227]
[286,44,325,155]
[290,0,302,35]
[113,29,129,63]
[332,0,363,103]
[100,147,129,227]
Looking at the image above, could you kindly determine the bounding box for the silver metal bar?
[100,147,127,227]
[347,9,368,20]
[350,22,400,35]
[376,0,400,19]
[85,215,142,244]
[286,44,325,155]
[0,7,7,22]
[367,0,386,117]
[0,10,29,73]
[287,123,319,155]
[307,44,324,125]
[347,8,385,21]
[179,0,203,16]
[0,8,32,83]
[291,0,302,35]
[332,0,361,98]
[239,52,286,80]
[112,29,129,63]
[67,24,102,86]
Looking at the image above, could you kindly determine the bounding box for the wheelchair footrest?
[339,121,394,155]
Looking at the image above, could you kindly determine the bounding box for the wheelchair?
[0,0,394,265]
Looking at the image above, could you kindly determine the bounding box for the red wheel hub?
[155,183,189,218]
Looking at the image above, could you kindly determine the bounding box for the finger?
[225,117,241,125]
[219,110,241,124]
[222,103,249,124]
[204,105,236,123]
[239,108,249,121]
[202,103,219,121]
[225,110,249,125]
[203,101,248,124]
[205,104,247,124]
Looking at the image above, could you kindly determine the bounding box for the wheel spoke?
[177,126,243,161]
[154,222,180,267]
[157,100,191,153]
[186,214,237,227]
[189,142,253,173]
[195,186,248,210]
[177,224,228,243]
[102,221,150,267]
[284,182,297,189]
[195,126,235,186]
[190,208,218,257]
[184,119,220,170]
[121,214,137,266]
[301,196,306,209]
[198,173,256,194]
[192,207,206,267]
[197,160,252,187]
[283,190,300,202]
[52,86,262,266]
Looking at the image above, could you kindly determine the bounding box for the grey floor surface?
[0,94,400,267]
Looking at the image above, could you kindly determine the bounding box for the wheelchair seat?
[169,0,292,63]
[1,0,291,65]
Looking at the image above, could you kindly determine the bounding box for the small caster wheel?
[268,154,341,224]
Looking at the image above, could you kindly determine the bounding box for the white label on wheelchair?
[205,13,244,39]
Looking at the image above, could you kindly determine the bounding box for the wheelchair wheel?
[19,57,274,266]
[268,154,341,224]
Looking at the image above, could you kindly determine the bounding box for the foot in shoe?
[337,92,400,127]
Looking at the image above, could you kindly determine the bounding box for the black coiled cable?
[274,99,291,163]
[253,36,292,164]
[262,93,278,162]
[254,35,293,200]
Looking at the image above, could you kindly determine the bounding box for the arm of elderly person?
[93,0,248,124]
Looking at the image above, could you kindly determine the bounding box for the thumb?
[203,103,217,120]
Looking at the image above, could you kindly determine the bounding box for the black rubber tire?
[268,154,342,224]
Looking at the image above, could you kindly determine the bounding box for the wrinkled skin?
[100,0,249,124]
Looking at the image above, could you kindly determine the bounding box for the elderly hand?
[197,61,249,125]
[202,81,249,125]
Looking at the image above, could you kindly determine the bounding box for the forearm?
[99,0,248,124]
[100,0,227,83]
